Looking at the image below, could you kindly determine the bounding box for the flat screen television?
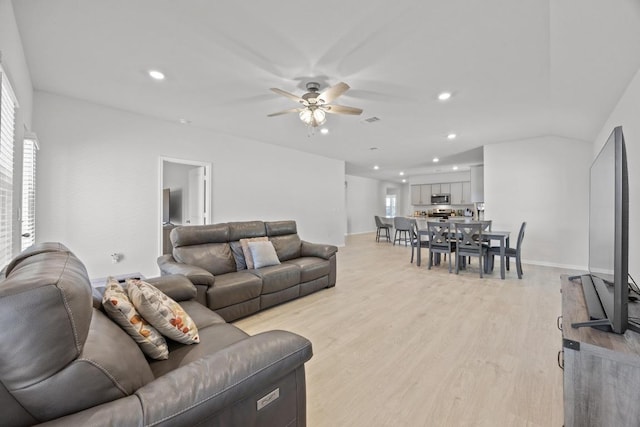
[162,188,171,225]
[572,126,638,334]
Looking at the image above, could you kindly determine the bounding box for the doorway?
[159,157,212,255]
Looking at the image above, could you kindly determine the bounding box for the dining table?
[414,218,511,280]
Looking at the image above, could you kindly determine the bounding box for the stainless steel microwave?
[431,194,450,204]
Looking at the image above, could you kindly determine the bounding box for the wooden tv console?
[560,275,640,426]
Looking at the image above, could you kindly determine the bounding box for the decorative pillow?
[239,236,268,269]
[101,278,169,360]
[230,241,247,271]
[248,240,281,269]
[126,279,199,345]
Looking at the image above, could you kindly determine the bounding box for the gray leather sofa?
[158,220,338,321]
[0,242,313,426]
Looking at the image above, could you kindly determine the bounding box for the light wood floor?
[234,233,571,426]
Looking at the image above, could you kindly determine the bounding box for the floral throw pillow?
[102,278,169,360]
[126,279,199,345]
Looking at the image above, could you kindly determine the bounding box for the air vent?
[363,116,381,123]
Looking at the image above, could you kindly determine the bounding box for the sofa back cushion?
[171,223,238,275]
[173,243,237,275]
[171,223,230,247]
[266,221,301,261]
[0,243,154,424]
[228,220,266,241]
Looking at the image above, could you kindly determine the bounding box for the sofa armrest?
[145,274,197,302]
[38,330,312,426]
[300,241,338,260]
[157,254,215,287]
[137,330,312,425]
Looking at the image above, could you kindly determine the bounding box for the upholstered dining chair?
[374,215,391,243]
[488,221,527,279]
[454,222,488,278]
[427,221,456,273]
[393,216,412,246]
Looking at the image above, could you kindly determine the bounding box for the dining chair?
[393,216,412,246]
[410,220,429,263]
[488,222,527,279]
[454,222,488,278]
[427,221,456,273]
[374,215,391,243]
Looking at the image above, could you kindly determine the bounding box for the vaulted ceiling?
[12,0,640,182]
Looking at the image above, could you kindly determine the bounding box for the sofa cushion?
[207,271,263,310]
[149,323,249,378]
[284,257,330,282]
[178,300,227,329]
[102,278,169,360]
[228,220,266,241]
[240,236,268,269]
[173,242,236,275]
[249,240,281,269]
[127,279,199,345]
[251,264,300,294]
[270,234,302,261]
[171,223,229,247]
[265,220,297,236]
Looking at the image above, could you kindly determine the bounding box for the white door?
[188,167,206,225]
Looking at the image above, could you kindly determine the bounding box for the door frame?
[158,156,212,256]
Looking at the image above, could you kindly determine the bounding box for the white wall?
[345,175,407,234]
[593,67,640,279]
[33,91,347,278]
[409,171,471,185]
[484,136,591,269]
[0,0,34,255]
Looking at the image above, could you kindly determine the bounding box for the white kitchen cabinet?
[462,182,471,204]
[440,183,450,194]
[411,185,422,205]
[420,185,431,204]
[431,183,441,194]
[450,182,462,204]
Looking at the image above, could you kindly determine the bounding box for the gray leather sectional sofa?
[157,220,338,321]
[0,242,313,426]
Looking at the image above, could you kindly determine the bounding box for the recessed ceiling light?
[447,133,457,140]
[399,171,405,176]
[433,157,439,163]
[373,165,380,170]
[438,92,451,101]
[148,70,165,80]
[179,118,191,124]
[453,166,459,170]
[402,179,407,183]
[320,128,329,135]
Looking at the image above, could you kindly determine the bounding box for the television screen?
[577,126,632,334]
[163,188,170,224]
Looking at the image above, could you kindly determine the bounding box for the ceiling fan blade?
[318,82,350,104]
[324,104,363,115]
[267,108,302,117]
[270,88,305,104]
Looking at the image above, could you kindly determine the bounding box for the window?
[385,195,397,217]
[21,135,38,250]
[0,66,18,267]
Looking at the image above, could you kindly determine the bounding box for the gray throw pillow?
[248,241,281,269]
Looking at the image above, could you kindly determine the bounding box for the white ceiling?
[11,0,640,182]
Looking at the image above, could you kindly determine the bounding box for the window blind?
[21,136,38,251]
[0,67,18,267]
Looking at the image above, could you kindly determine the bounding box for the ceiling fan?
[268,81,363,128]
